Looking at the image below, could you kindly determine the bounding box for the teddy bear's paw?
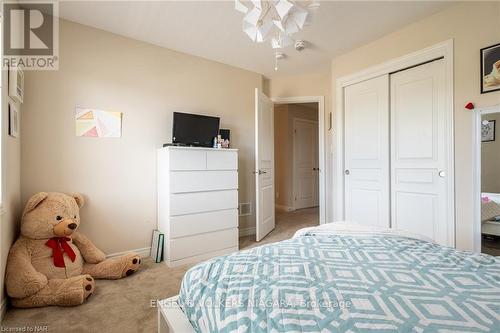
[82,274,95,300]
[121,253,141,278]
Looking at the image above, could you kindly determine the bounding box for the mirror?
[481,112,500,256]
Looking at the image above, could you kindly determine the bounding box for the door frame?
[272,96,326,225]
[334,39,455,245]
[292,118,319,211]
[472,104,500,253]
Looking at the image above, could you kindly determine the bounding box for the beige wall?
[274,104,289,208]
[482,112,500,193]
[269,72,333,218]
[331,1,500,250]
[274,104,318,209]
[21,19,262,255]
[1,70,23,311]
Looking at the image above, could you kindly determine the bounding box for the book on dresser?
[157,146,239,267]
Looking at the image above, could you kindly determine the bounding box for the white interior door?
[390,59,451,246]
[255,88,275,241]
[293,119,319,209]
[344,75,390,227]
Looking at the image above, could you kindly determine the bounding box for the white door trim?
[473,104,500,253]
[334,39,455,246]
[272,96,326,225]
[292,118,319,211]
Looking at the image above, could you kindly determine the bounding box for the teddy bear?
[5,192,141,308]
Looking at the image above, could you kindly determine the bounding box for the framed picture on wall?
[8,66,24,103]
[482,119,496,142]
[481,43,500,94]
[8,102,20,138]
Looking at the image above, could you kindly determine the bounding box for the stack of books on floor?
[150,230,164,263]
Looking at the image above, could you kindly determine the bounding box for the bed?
[158,223,500,332]
[482,192,500,237]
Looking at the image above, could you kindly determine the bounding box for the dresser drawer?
[170,171,237,193]
[170,209,238,238]
[206,150,237,170]
[169,190,238,216]
[169,228,238,261]
[169,149,206,170]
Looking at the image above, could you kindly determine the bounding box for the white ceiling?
[58,1,453,78]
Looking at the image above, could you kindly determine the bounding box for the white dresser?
[157,146,239,267]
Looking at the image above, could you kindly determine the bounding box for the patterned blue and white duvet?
[178,225,500,332]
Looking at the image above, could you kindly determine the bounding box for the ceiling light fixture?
[235,0,320,71]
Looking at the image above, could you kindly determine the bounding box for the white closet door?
[344,75,390,227]
[390,59,450,246]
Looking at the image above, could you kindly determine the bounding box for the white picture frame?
[8,102,20,138]
[9,66,24,103]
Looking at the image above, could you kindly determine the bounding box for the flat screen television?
[172,112,220,147]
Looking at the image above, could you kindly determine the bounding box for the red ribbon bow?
[45,237,76,268]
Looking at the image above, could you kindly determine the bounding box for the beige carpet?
[1,207,318,333]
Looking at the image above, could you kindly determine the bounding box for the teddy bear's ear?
[23,192,49,216]
[70,193,85,208]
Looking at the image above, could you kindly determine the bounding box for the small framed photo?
[482,119,496,142]
[481,43,500,94]
[8,102,20,138]
[8,66,24,103]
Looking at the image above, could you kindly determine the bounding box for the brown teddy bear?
[5,192,141,308]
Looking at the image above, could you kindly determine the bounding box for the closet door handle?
[345,169,350,175]
[438,170,446,178]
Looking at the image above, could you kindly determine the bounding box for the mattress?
[178,223,500,332]
[482,200,500,223]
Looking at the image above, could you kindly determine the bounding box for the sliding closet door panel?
[344,75,390,227]
[390,59,449,245]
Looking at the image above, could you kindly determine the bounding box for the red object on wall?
[465,102,475,110]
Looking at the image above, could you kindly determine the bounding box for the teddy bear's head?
[21,192,85,239]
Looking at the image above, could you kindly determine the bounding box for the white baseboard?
[276,205,295,212]
[239,227,256,237]
[106,247,151,259]
[1,298,7,322]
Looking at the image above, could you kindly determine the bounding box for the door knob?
[254,170,267,175]
[438,170,446,178]
[345,169,350,175]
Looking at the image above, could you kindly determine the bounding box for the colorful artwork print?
[75,107,122,138]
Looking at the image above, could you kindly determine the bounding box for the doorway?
[252,92,326,244]
[272,102,321,240]
[274,103,319,213]
[474,105,500,256]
